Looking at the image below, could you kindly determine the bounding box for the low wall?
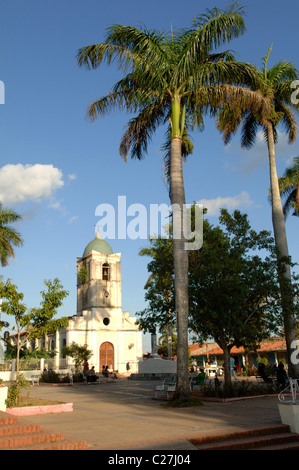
[138,356,177,375]
[0,359,71,382]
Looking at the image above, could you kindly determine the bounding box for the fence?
[0,358,71,382]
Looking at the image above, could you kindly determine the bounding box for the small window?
[103,317,110,326]
[102,263,110,281]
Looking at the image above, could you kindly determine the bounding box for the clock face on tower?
[104,290,110,299]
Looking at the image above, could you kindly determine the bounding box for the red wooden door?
[100,342,114,370]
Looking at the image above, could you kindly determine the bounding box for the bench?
[165,377,196,399]
[189,376,207,390]
[154,377,196,400]
[256,375,275,385]
[30,374,40,386]
[84,374,116,384]
[154,378,176,399]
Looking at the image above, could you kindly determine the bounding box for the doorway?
[100,342,114,370]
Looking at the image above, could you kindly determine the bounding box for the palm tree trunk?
[222,344,231,387]
[266,121,299,378]
[170,136,190,398]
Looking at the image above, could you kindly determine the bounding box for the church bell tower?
[76,232,122,315]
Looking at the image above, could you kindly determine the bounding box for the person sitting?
[102,365,108,377]
[193,368,206,386]
[87,366,98,383]
[104,365,118,380]
[276,362,288,389]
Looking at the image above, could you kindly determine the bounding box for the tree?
[0,203,23,267]
[217,46,299,377]
[138,207,295,386]
[137,235,175,357]
[278,156,299,217]
[62,342,92,374]
[0,278,69,375]
[77,3,256,398]
[157,328,177,358]
[3,340,55,360]
[189,209,286,386]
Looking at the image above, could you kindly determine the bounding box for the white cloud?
[0,164,64,205]
[197,191,254,216]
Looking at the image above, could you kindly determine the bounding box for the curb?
[197,394,277,403]
[5,402,73,416]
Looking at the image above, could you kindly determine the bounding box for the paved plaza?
[12,378,282,450]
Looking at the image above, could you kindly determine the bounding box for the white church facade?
[42,233,143,374]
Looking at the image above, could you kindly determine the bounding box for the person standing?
[83,360,89,378]
[276,362,288,389]
[230,356,237,381]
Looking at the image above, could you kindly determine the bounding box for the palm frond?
[0,203,23,267]
[216,84,271,144]
[275,100,297,143]
[119,100,169,161]
[87,91,132,121]
[77,24,169,75]
[191,2,246,52]
[267,61,298,85]
[277,157,299,218]
[281,189,298,217]
[77,43,137,72]
[240,112,259,148]
[176,3,246,83]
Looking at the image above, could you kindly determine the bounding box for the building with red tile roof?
[189,337,289,369]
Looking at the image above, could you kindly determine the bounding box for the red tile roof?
[190,337,291,356]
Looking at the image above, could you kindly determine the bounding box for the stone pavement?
[7,377,283,451]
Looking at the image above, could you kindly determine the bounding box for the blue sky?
[0,0,298,353]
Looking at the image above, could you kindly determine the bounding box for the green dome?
[83,233,113,257]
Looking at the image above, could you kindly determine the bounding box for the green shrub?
[6,374,29,408]
[39,371,61,383]
[72,373,83,382]
[39,371,83,384]
[201,380,276,398]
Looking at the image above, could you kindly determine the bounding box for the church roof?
[83,232,113,257]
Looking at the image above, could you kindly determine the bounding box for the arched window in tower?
[102,263,110,281]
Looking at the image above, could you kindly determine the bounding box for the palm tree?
[217,46,299,377]
[0,203,23,267]
[77,3,260,398]
[279,156,299,217]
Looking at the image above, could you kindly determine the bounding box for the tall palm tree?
[77,3,260,398]
[217,46,299,377]
[279,156,299,217]
[0,203,23,267]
